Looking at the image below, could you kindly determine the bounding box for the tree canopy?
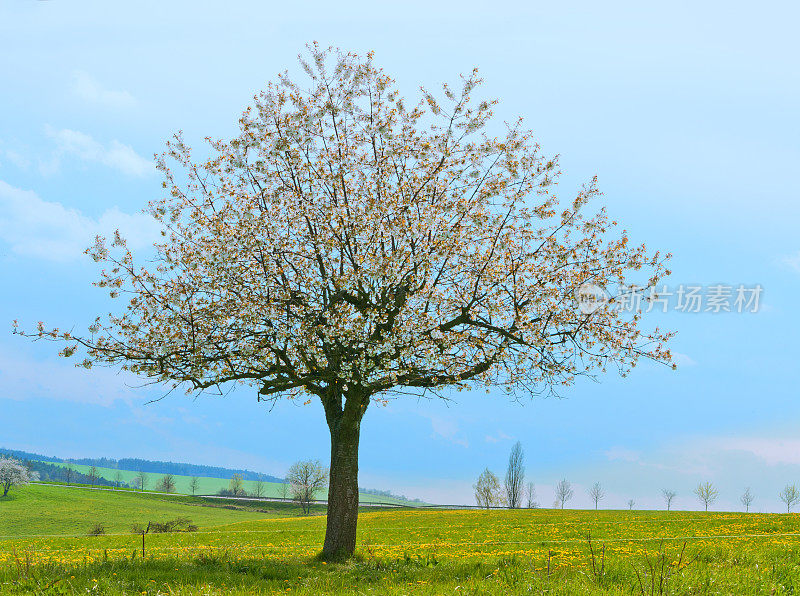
[20,45,671,405]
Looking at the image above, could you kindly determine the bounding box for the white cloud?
[424,414,469,448]
[1,149,30,170]
[0,347,146,406]
[485,430,512,443]
[604,446,641,462]
[710,436,800,466]
[71,71,137,109]
[0,180,160,261]
[43,127,154,177]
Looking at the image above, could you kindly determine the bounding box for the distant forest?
[0,447,285,483]
[0,447,421,502]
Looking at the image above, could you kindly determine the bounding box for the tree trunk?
[321,390,365,559]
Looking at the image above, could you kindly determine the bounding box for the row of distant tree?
[0,455,327,515]
[211,461,327,514]
[25,457,333,516]
[475,442,800,512]
[677,482,800,514]
[0,448,417,503]
[1,456,400,511]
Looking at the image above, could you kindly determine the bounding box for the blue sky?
[1,0,799,511]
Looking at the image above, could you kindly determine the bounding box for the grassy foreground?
[4,485,800,593]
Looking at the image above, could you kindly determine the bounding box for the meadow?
[3,484,800,594]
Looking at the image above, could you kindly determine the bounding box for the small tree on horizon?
[662,489,677,511]
[64,462,74,486]
[17,45,673,558]
[229,474,246,497]
[88,466,99,488]
[780,484,800,513]
[189,476,200,496]
[627,499,635,510]
[588,482,605,510]
[157,473,176,493]
[135,471,148,492]
[555,479,573,509]
[694,482,718,512]
[474,468,502,510]
[504,442,525,508]
[287,460,328,515]
[740,487,754,512]
[525,482,538,509]
[253,478,266,498]
[113,471,124,488]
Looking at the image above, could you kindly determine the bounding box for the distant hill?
[0,447,423,503]
[0,447,284,483]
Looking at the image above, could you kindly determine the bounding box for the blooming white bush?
[0,457,38,496]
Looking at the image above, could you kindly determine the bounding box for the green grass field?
[0,484,297,539]
[4,484,800,594]
[39,460,415,505]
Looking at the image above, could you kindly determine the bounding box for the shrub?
[88,522,106,536]
[133,517,198,534]
[216,488,247,497]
